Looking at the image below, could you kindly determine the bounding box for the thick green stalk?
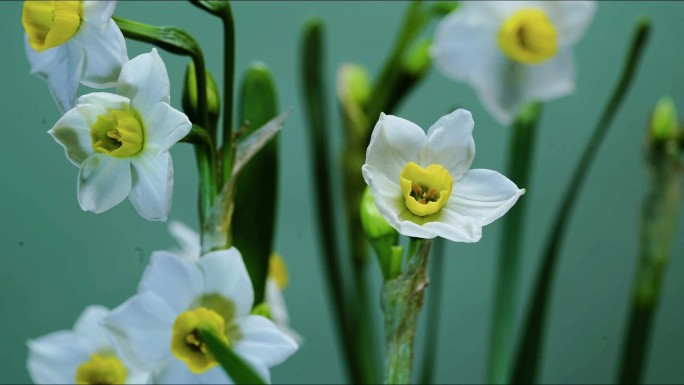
[114,16,216,226]
[384,239,431,385]
[487,103,542,384]
[512,19,651,384]
[617,143,682,384]
[299,18,363,384]
[220,4,236,185]
[418,238,445,385]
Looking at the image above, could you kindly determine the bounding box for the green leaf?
[232,63,280,305]
[199,327,267,385]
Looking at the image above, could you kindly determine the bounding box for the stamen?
[412,183,423,196]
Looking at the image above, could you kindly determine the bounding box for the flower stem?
[383,238,431,385]
[220,4,236,186]
[418,237,445,385]
[617,141,682,384]
[299,18,364,384]
[487,102,542,384]
[512,18,651,384]
[365,0,428,124]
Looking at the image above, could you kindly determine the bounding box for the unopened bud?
[650,96,678,143]
[360,187,397,241]
[182,61,220,125]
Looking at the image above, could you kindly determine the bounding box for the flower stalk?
[383,239,431,385]
[617,100,682,385]
[487,102,542,384]
[512,18,652,384]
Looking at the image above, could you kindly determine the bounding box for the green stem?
[365,0,427,124]
[114,16,216,226]
[512,19,651,384]
[220,4,236,185]
[299,18,363,384]
[617,145,682,384]
[487,103,542,384]
[418,237,445,385]
[384,239,431,385]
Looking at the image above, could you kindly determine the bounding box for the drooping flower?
[22,0,128,112]
[103,248,298,384]
[432,1,596,124]
[48,49,192,221]
[27,305,148,385]
[362,109,524,242]
[167,220,302,342]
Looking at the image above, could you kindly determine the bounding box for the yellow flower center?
[171,307,230,374]
[22,1,83,52]
[268,253,289,290]
[75,354,127,385]
[497,8,557,65]
[91,110,145,158]
[400,162,453,217]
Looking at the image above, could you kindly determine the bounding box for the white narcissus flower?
[48,49,192,221]
[27,305,148,385]
[432,1,596,124]
[362,109,524,242]
[103,248,298,384]
[167,220,302,343]
[22,0,128,112]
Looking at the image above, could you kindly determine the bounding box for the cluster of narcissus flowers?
[362,109,525,242]
[23,1,300,384]
[432,1,596,124]
[27,246,299,384]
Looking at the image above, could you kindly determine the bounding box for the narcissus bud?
[650,96,678,143]
[182,61,221,126]
[360,187,397,241]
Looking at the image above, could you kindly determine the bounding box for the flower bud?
[650,96,678,143]
[337,63,370,108]
[250,302,271,320]
[403,39,432,76]
[360,187,397,241]
[182,61,220,126]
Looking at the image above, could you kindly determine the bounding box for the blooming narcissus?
[432,1,596,124]
[362,109,524,242]
[27,305,148,385]
[22,0,128,112]
[167,220,302,343]
[48,49,191,221]
[103,248,298,384]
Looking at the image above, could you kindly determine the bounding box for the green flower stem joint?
[617,96,683,385]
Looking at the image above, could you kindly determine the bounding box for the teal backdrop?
[1,1,683,384]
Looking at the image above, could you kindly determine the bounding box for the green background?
[1,1,683,383]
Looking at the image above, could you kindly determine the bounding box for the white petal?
[48,107,94,166]
[128,151,173,221]
[265,280,289,326]
[422,205,483,243]
[117,49,170,117]
[75,92,132,127]
[520,49,575,103]
[138,251,204,314]
[27,331,91,385]
[365,113,425,183]
[76,19,128,88]
[540,1,597,48]
[25,36,84,112]
[104,291,175,372]
[151,360,232,384]
[77,154,132,214]
[81,0,117,26]
[168,221,201,263]
[431,3,501,83]
[73,305,111,352]
[197,249,254,316]
[125,370,151,385]
[420,109,475,180]
[451,169,525,226]
[234,315,298,368]
[143,102,192,155]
